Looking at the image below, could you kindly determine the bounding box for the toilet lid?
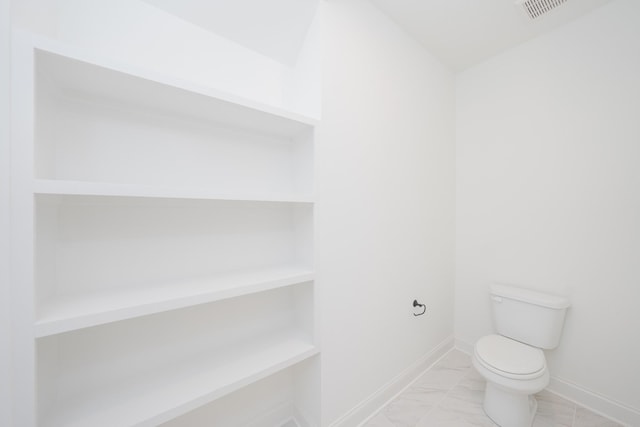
[475,334,546,376]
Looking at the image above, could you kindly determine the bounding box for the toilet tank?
[490,284,570,349]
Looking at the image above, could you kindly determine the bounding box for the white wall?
[283,9,322,121]
[318,1,455,425]
[139,0,320,67]
[1,0,12,425]
[8,1,457,425]
[456,0,640,420]
[23,0,640,424]
[11,0,320,118]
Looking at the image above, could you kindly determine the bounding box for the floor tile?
[466,365,487,382]
[573,406,623,427]
[362,412,395,427]
[416,405,496,427]
[437,349,473,370]
[382,386,446,427]
[361,349,624,427]
[532,389,576,427]
[414,350,472,392]
[439,374,487,409]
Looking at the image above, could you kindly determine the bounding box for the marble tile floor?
[362,349,623,427]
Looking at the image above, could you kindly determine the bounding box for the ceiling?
[142,0,614,71]
[141,0,320,66]
[369,0,615,71]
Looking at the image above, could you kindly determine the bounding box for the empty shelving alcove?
[11,35,320,427]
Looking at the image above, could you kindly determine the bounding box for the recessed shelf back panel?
[36,195,313,304]
[34,49,314,197]
[35,49,316,137]
[35,268,315,337]
[160,367,297,427]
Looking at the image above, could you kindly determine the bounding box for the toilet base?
[483,382,537,427]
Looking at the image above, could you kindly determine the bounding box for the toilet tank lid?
[491,284,570,309]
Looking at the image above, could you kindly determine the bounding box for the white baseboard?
[456,339,639,427]
[454,338,473,355]
[328,335,455,427]
[548,376,639,427]
[293,405,313,427]
[245,402,297,427]
[243,400,317,427]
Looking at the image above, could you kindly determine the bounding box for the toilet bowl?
[473,334,550,427]
[473,285,570,427]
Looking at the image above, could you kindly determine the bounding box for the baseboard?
[456,338,639,427]
[548,376,640,427]
[242,399,317,427]
[293,405,313,427]
[454,338,473,355]
[328,335,455,427]
[245,401,297,427]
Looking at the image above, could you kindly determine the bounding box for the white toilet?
[472,284,570,427]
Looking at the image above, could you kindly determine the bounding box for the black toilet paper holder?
[413,299,426,316]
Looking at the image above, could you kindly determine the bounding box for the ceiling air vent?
[516,0,568,20]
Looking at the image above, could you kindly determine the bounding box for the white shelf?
[42,335,319,427]
[35,38,318,138]
[36,267,314,337]
[34,179,315,204]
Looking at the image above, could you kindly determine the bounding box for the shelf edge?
[29,33,320,128]
[35,272,315,337]
[33,179,315,204]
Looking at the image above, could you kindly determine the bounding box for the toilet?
[472,284,570,427]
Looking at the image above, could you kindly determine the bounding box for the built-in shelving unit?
[12,34,318,427]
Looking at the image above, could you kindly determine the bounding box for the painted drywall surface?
[11,0,320,117]
[318,1,455,424]
[139,0,320,67]
[283,8,322,121]
[1,0,11,424]
[455,0,640,411]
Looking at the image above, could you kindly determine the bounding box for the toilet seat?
[474,334,546,380]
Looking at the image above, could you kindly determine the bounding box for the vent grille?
[517,0,568,20]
